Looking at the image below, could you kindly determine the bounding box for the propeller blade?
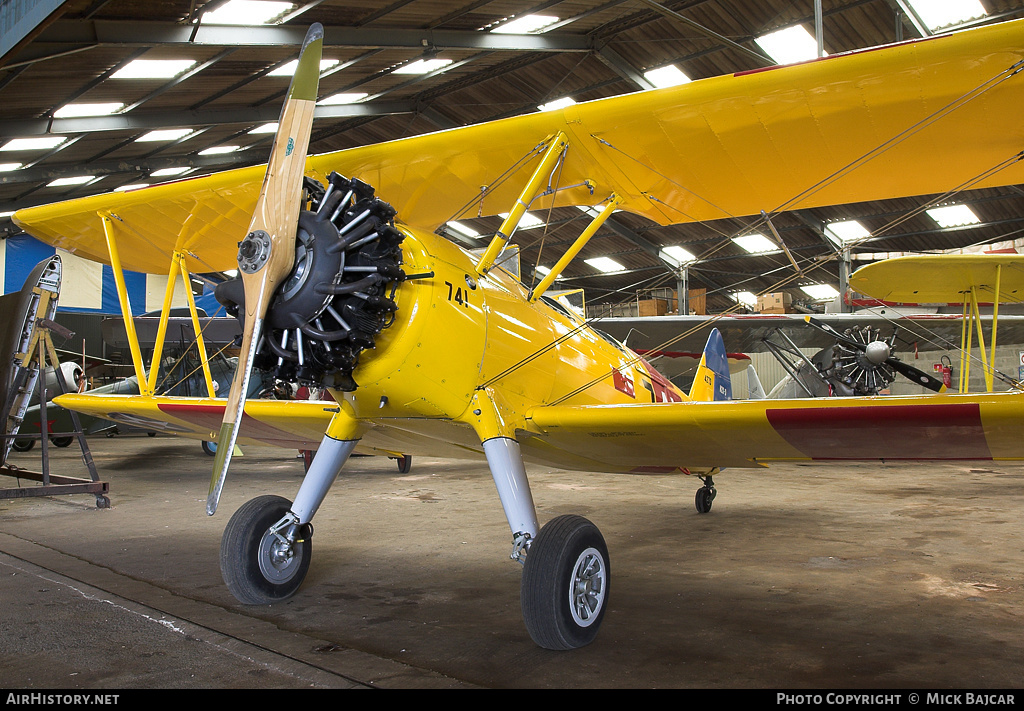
[208,23,324,516]
[886,358,949,393]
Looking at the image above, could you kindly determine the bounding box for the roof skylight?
[54,102,124,118]
[660,246,697,267]
[0,162,23,171]
[318,92,368,105]
[498,211,544,229]
[446,221,481,239]
[198,145,241,155]
[394,59,453,75]
[136,128,195,142]
[202,0,294,25]
[755,25,824,64]
[732,233,778,253]
[111,59,197,80]
[904,0,987,31]
[644,65,691,88]
[585,256,626,273]
[268,58,339,77]
[0,136,67,151]
[490,15,559,34]
[825,220,870,245]
[801,284,840,300]
[927,204,981,228]
[151,167,191,177]
[537,96,576,112]
[249,122,279,134]
[46,175,95,187]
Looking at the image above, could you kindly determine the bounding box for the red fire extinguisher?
[934,355,953,388]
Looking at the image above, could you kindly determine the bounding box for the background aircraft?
[11,19,1024,651]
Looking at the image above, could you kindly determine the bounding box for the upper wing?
[849,254,1024,304]
[14,19,1024,274]
[524,391,1024,471]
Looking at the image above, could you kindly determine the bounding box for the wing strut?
[476,132,569,276]
[99,213,151,395]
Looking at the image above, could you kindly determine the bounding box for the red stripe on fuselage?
[765,403,991,460]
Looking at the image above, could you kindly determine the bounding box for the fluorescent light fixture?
[198,145,241,155]
[732,233,778,253]
[394,59,453,75]
[906,0,987,30]
[0,162,22,172]
[0,211,13,218]
[734,291,758,307]
[755,25,825,64]
[54,102,124,118]
[111,59,197,80]
[114,183,149,191]
[317,92,368,105]
[1,136,67,151]
[47,175,95,187]
[269,58,339,77]
[151,167,190,177]
[203,0,294,25]
[535,265,552,275]
[825,220,870,245]
[538,96,576,112]
[136,128,195,142]
[644,65,691,88]
[586,256,625,273]
[490,15,559,34]
[801,284,840,300]
[927,204,981,228]
[498,211,544,230]
[446,221,480,239]
[660,245,697,267]
[249,122,279,134]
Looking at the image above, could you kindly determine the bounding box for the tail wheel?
[521,514,610,650]
[220,495,312,604]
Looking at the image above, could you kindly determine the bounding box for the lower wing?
[525,392,1024,472]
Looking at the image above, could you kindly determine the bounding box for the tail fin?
[688,328,733,402]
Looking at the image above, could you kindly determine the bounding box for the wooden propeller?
[208,23,324,515]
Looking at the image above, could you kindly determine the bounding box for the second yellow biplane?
[13,20,1024,650]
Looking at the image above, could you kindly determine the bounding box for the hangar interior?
[1,0,1024,690]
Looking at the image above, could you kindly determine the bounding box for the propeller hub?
[237,230,272,274]
[863,340,891,365]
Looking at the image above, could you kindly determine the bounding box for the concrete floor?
[0,433,1022,689]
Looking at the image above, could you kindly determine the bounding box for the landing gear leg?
[220,433,358,604]
[482,437,609,649]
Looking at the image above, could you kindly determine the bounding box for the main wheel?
[201,440,217,456]
[220,495,312,605]
[695,485,716,513]
[521,514,610,650]
[51,436,73,448]
[396,455,412,473]
[11,438,34,452]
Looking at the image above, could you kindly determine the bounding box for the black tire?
[201,440,217,456]
[220,495,312,605]
[396,455,412,473]
[695,486,715,514]
[11,438,34,452]
[521,514,610,650]
[50,436,73,448]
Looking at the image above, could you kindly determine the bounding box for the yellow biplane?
[13,20,1024,650]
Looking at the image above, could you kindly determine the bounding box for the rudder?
[689,328,733,402]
